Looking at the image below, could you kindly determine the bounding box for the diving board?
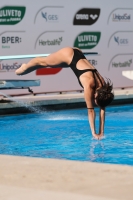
[0,52,98,60]
[0,80,40,89]
[0,79,40,94]
[0,54,50,60]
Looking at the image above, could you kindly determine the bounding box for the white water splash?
[43,115,87,121]
[0,91,44,114]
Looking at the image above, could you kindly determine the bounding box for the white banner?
[0,0,133,95]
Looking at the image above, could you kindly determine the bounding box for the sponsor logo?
[112,13,131,22]
[108,54,133,70]
[34,6,63,24]
[0,6,26,25]
[88,59,98,66]
[2,36,22,43]
[41,12,58,22]
[39,37,62,46]
[114,36,128,45]
[74,32,101,49]
[107,8,133,24]
[108,31,133,47]
[0,31,25,49]
[0,62,21,72]
[73,8,100,25]
[35,31,64,49]
[112,59,132,68]
[1,36,22,48]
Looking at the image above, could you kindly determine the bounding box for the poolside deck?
[0,155,133,200]
[0,87,133,114]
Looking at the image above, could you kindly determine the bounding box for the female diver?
[15,47,114,139]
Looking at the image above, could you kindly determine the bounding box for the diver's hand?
[92,133,104,140]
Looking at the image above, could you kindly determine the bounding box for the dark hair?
[95,79,114,107]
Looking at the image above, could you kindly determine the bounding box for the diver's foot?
[15,64,27,75]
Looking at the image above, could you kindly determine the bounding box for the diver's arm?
[99,107,105,136]
[83,86,98,138]
[87,108,96,137]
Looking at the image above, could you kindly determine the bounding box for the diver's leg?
[15,47,74,75]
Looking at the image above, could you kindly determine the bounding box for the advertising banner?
[0,0,133,95]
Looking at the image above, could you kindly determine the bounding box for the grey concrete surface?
[0,88,133,114]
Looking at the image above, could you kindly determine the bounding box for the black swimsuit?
[69,48,104,88]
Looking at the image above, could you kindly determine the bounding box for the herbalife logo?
[34,31,64,49]
[0,6,26,25]
[41,12,58,22]
[112,59,132,68]
[39,37,62,46]
[74,32,101,49]
[114,36,128,45]
[113,13,131,22]
[73,8,100,25]
[0,62,21,72]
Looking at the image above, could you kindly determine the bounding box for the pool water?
[0,104,133,166]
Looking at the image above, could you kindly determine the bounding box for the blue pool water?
[0,104,133,166]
